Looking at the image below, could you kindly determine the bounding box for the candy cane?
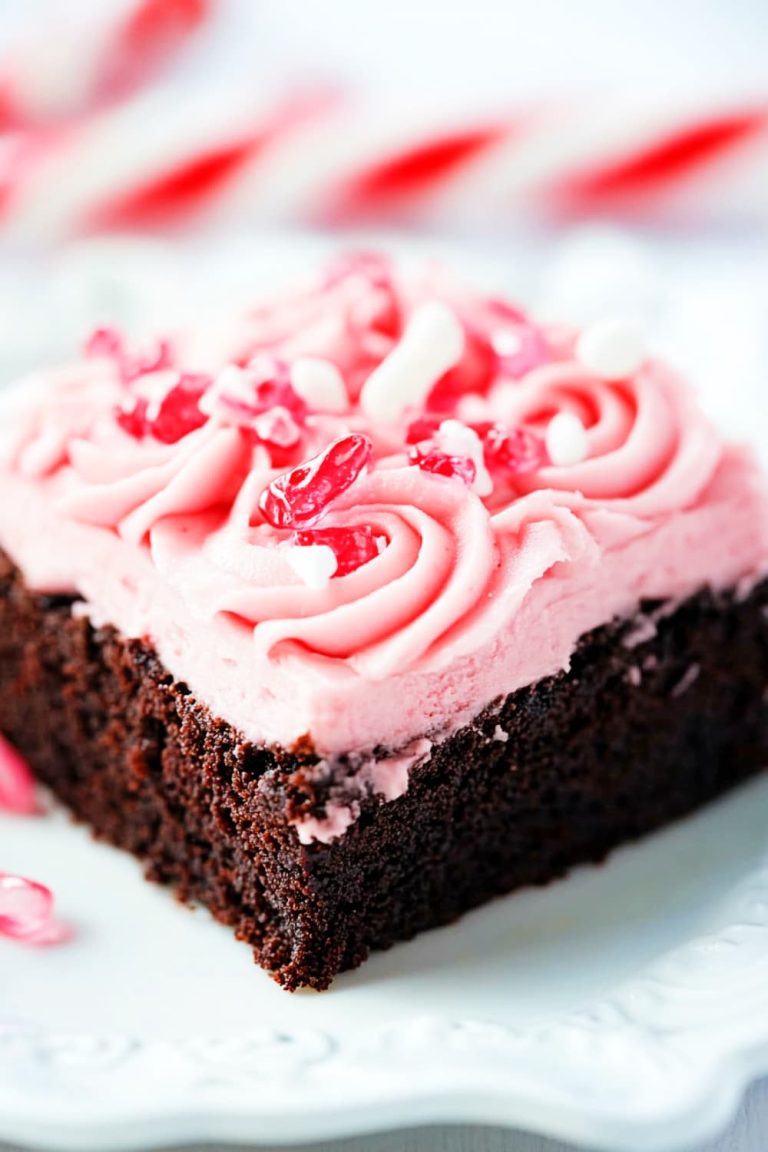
[0,1,767,239]
[2,97,767,242]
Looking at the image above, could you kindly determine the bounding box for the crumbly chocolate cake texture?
[2,547,766,990]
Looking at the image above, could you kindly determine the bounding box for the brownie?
[1,546,766,990]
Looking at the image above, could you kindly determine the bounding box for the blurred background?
[0,0,766,420]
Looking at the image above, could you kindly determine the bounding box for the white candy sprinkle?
[360,301,465,424]
[437,419,493,497]
[291,357,348,413]
[576,317,646,380]
[545,411,589,467]
[286,545,338,589]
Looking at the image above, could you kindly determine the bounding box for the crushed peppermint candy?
[258,434,373,530]
[435,420,493,496]
[407,418,546,480]
[294,525,383,578]
[409,443,477,487]
[201,358,307,450]
[0,872,68,945]
[482,424,547,475]
[0,734,37,814]
[116,373,210,444]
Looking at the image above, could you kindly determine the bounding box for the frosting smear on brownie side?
[0,253,767,789]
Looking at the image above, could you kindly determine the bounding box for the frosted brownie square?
[1,254,766,988]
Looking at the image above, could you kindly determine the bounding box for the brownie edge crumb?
[1,546,766,990]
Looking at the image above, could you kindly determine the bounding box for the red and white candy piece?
[482,424,547,475]
[407,418,547,487]
[258,433,373,530]
[116,373,210,443]
[0,872,67,945]
[201,358,307,445]
[409,443,476,487]
[294,526,383,580]
[434,419,493,496]
[0,734,37,815]
[360,302,465,423]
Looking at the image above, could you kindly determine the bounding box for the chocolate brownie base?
[1,547,766,990]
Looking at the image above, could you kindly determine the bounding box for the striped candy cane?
[3,98,768,241]
[0,2,766,239]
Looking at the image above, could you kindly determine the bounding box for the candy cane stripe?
[95,0,213,103]
[330,125,510,217]
[88,136,266,229]
[554,109,768,207]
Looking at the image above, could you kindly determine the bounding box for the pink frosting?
[1,255,767,842]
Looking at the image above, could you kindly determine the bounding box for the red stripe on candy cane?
[554,109,768,209]
[87,136,269,229]
[0,82,24,131]
[86,93,332,230]
[95,0,214,103]
[328,125,509,219]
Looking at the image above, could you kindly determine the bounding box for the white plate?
[2,775,768,1152]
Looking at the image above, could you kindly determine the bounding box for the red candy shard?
[115,373,210,443]
[294,525,382,578]
[0,872,62,943]
[482,425,547,474]
[258,434,373,529]
[214,358,307,433]
[115,395,149,438]
[0,734,37,815]
[409,443,477,486]
[150,373,210,443]
[249,356,307,417]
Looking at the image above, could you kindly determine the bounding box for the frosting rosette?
[488,357,722,521]
[149,464,597,679]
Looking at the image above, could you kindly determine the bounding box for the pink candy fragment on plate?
[1,737,69,945]
[0,872,69,945]
[0,733,37,814]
